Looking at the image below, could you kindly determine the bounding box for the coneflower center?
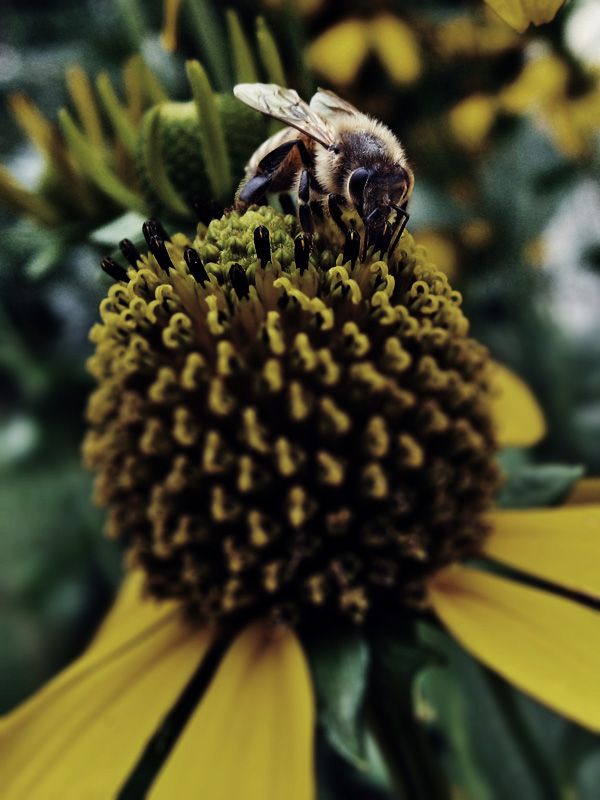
[85,207,500,625]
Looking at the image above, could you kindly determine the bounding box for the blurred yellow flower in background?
[448,94,499,152]
[434,12,520,58]
[413,230,459,281]
[485,0,566,32]
[307,14,422,88]
[499,53,600,157]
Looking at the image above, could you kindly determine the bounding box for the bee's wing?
[310,88,361,118]
[234,83,335,149]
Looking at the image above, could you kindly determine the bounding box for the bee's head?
[348,166,413,221]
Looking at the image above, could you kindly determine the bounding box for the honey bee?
[233,83,414,254]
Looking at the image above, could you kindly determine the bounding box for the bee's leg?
[376,221,394,256]
[311,199,325,221]
[237,139,308,208]
[278,193,296,216]
[238,174,274,207]
[327,193,348,234]
[363,207,387,259]
[388,202,410,255]
[298,168,314,236]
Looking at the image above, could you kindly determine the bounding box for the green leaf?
[496,462,584,509]
[255,17,287,138]
[184,0,231,92]
[90,211,148,247]
[304,625,369,768]
[559,724,600,791]
[96,72,138,156]
[420,624,560,800]
[255,17,286,86]
[227,11,258,84]
[24,235,66,279]
[59,109,146,214]
[372,626,441,680]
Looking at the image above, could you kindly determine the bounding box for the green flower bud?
[136,97,267,217]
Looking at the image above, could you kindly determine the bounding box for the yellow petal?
[484,0,566,32]
[566,478,600,505]
[489,360,545,448]
[370,15,422,86]
[151,621,315,799]
[485,506,600,599]
[307,19,370,86]
[0,574,212,799]
[89,570,156,651]
[429,565,600,731]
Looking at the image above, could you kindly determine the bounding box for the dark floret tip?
[100,257,127,283]
[184,247,209,285]
[149,235,174,272]
[229,263,250,299]
[143,218,171,248]
[294,233,311,274]
[253,226,271,267]
[119,239,141,268]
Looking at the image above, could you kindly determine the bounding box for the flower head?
[84,208,501,626]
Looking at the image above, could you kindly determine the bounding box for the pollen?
[84,206,500,625]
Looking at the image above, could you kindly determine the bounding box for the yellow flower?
[498,54,600,158]
[307,14,422,88]
[411,229,459,280]
[484,0,566,33]
[448,93,499,152]
[434,12,520,58]
[1,208,599,799]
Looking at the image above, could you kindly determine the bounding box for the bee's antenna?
[377,222,393,257]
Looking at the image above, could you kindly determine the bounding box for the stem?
[367,677,451,800]
[482,669,560,800]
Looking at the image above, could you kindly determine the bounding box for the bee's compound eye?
[348,168,370,206]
